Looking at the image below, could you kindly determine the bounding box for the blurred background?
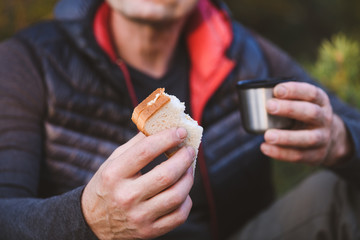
[0,0,359,196]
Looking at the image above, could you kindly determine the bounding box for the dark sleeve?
[254,34,360,188]
[0,38,97,239]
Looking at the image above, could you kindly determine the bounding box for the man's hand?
[81,127,195,240]
[261,81,353,166]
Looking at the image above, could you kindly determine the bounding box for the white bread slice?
[131,88,203,170]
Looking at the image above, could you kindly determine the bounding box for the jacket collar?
[185,0,235,122]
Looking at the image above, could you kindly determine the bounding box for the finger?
[108,132,146,160]
[264,128,328,148]
[260,142,327,165]
[142,167,194,220]
[266,98,327,125]
[136,146,195,200]
[111,127,188,177]
[274,82,329,107]
[151,196,192,236]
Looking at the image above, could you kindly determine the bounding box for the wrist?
[81,183,109,240]
[325,115,354,166]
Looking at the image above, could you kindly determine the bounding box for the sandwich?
[131,88,203,169]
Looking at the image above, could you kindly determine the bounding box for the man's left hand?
[261,81,353,166]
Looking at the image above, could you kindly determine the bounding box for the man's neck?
[110,10,186,78]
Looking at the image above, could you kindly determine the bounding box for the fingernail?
[186,146,195,158]
[176,128,187,140]
[266,99,278,113]
[265,131,277,143]
[275,85,287,97]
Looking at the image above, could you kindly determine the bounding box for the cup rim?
[236,77,296,90]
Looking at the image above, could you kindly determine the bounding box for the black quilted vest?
[15,0,274,238]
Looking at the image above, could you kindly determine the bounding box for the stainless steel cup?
[236,77,295,134]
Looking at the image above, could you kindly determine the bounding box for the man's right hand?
[81,127,195,240]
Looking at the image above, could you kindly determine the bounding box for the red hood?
[93,0,235,122]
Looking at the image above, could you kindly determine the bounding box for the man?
[0,0,359,239]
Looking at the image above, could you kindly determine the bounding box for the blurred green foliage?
[311,34,360,108]
[0,0,57,40]
[272,160,319,197]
